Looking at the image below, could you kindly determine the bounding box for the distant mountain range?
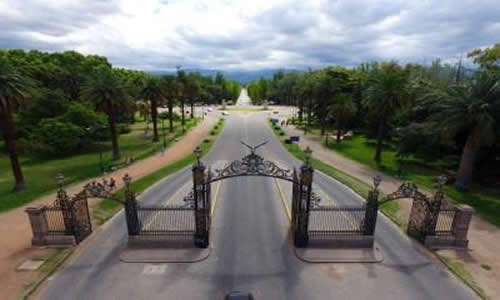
[148,68,302,84]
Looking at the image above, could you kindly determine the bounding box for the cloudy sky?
[0,0,498,71]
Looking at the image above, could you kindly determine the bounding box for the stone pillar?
[452,204,473,248]
[25,205,48,246]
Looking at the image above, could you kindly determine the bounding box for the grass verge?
[18,248,73,300]
[436,253,487,299]
[268,121,404,228]
[93,118,226,225]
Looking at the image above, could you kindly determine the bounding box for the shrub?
[210,130,216,135]
[203,138,211,143]
[117,123,132,134]
[279,131,285,136]
[28,119,84,157]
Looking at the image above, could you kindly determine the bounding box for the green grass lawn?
[0,118,199,212]
[93,118,226,224]
[324,134,500,227]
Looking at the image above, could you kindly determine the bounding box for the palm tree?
[363,62,409,165]
[184,76,200,119]
[140,77,165,142]
[329,93,356,144]
[161,76,177,133]
[424,71,500,190]
[0,58,34,191]
[81,67,129,160]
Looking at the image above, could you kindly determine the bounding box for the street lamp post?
[161,117,166,149]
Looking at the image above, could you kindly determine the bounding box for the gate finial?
[194,146,202,165]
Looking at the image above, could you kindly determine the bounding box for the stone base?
[32,235,76,247]
[424,235,469,249]
[121,235,210,263]
[307,235,375,248]
[296,243,383,263]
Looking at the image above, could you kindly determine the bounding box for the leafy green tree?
[81,67,130,160]
[140,76,166,142]
[0,58,34,191]
[363,62,409,165]
[29,119,84,157]
[424,71,500,190]
[329,93,356,143]
[468,44,500,71]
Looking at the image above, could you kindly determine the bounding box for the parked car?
[207,108,213,112]
[222,111,229,116]
[272,111,279,114]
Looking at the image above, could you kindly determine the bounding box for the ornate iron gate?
[50,179,92,244]
[374,176,447,243]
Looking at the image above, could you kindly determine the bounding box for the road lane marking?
[274,178,291,220]
[142,264,167,275]
[211,181,222,217]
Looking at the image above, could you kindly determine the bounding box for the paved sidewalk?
[283,124,500,299]
[0,115,216,300]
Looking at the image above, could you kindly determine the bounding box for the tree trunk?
[168,100,174,133]
[0,102,25,191]
[298,98,304,123]
[181,99,185,132]
[455,125,481,191]
[107,101,120,160]
[190,100,194,119]
[336,120,342,143]
[374,120,384,165]
[151,99,159,142]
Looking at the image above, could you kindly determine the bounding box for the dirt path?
[283,124,500,299]
[0,115,216,300]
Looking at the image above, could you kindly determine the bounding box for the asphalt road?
[38,112,477,300]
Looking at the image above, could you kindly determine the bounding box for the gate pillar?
[364,175,381,235]
[54,174,73,235]
[193,147,209,248]
[123,174,140,235]
[294,147,314,248]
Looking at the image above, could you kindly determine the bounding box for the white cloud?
[0,0,498,70]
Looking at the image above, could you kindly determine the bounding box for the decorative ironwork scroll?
[209,141,294,183]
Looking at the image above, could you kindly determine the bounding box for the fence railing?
[308,206,366,235]
[43,207,67,235]
[136,205,195,235]
[435,208,457,236]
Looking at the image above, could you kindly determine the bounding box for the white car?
[207,108,213,112]
[222,111,229,116]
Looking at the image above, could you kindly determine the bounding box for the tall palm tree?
[184,76,200,119]
[363,62,409,165]
[0,58,34,191]
[424,71,500,190]
[81,67,129,160]
[329,93,356,144]
[140,77,165,142]
[161,76,177,133]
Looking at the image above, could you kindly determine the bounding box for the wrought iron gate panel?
[43,207,67,235]
[70,191,92,243]
[435,208,457,236]
[136,206,195,235]
[308,206,366,235]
